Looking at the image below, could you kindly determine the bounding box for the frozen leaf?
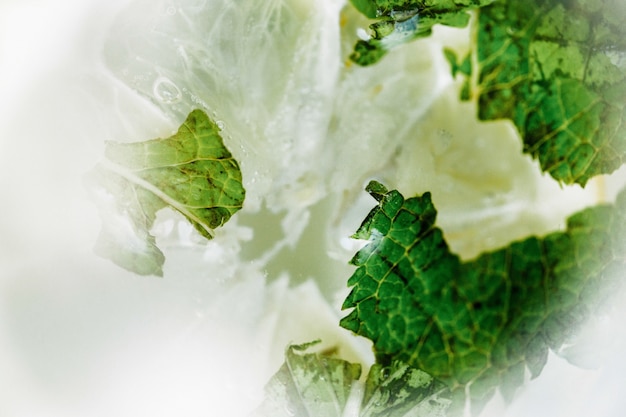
[251,341,361,417]
[458,0,626,184]
[341,181,626,414]
[87,109,245,276]
[348,0,496,65]
[361,361,450,417]
[252,341,450,417]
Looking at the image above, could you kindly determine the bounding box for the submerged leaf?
[348,0,496,65]
[251,341,361,417]
[460,0,626,184]
[87,109,245,276]
[252,341,450,417]
[361,361,450,417]
[341,181,626,414]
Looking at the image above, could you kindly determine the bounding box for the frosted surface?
[0,0,625,416]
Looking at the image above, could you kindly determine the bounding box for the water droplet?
[153,77,182,104]
[357,28,369,41]
[216,120,225,130]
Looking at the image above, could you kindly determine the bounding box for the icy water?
[1,1,625,416]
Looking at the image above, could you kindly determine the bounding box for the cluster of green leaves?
[348,0,496,65]
[265,0,626,414]
[252,341,451,417]
[88,109,245,276]
[340,181,626,414]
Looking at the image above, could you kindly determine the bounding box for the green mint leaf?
[361,361,450,417]
[350,0,379,19]
[251,341,362,417]
[252,341,450,417]
[463,0,626,185]
[349,0,496,66]
[87,109,245,276]
[341,181,626,414]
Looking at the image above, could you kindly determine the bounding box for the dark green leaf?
[350,0,379,19]
[464,0,626,184]
[341,181,626,414]
[87,109,245,276]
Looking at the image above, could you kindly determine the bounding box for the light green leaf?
[341,181,626,414]
[251,341,361,417]
[252,341,450,417]
[460,0,626,185]
[87,109,245,276]
[348,0,496,66]
[361,361,450,417]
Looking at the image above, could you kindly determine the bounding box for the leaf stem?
[101,159,214,238]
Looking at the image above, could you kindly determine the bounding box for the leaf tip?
[365,180,389,201]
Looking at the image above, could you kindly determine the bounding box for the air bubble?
[153,77,182,104]
[166,6,177,15]
[216,121,225,130]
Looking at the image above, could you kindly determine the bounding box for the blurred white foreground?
[0,1,625,416]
